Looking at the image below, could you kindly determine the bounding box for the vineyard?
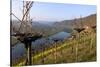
[13,27,96,66]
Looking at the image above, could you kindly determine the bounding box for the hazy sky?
[12,0,96,22]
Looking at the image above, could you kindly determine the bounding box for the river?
[11,31,70,62]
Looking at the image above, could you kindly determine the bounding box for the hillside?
[54,14,96,29]
[12,25,96,66]
[31,27,96,64]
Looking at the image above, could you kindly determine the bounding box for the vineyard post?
[90,33,93,53]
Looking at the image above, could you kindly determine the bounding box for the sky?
[12,0,96,22]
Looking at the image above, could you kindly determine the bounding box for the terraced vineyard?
[15,28,96,66]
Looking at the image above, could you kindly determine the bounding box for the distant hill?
[53,14,96,29]
[74,14,96,28]
[11,14,96,35]
[11,20,60,36]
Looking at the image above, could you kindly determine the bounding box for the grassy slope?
[14,28,96,66]
[32,29,96,64]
